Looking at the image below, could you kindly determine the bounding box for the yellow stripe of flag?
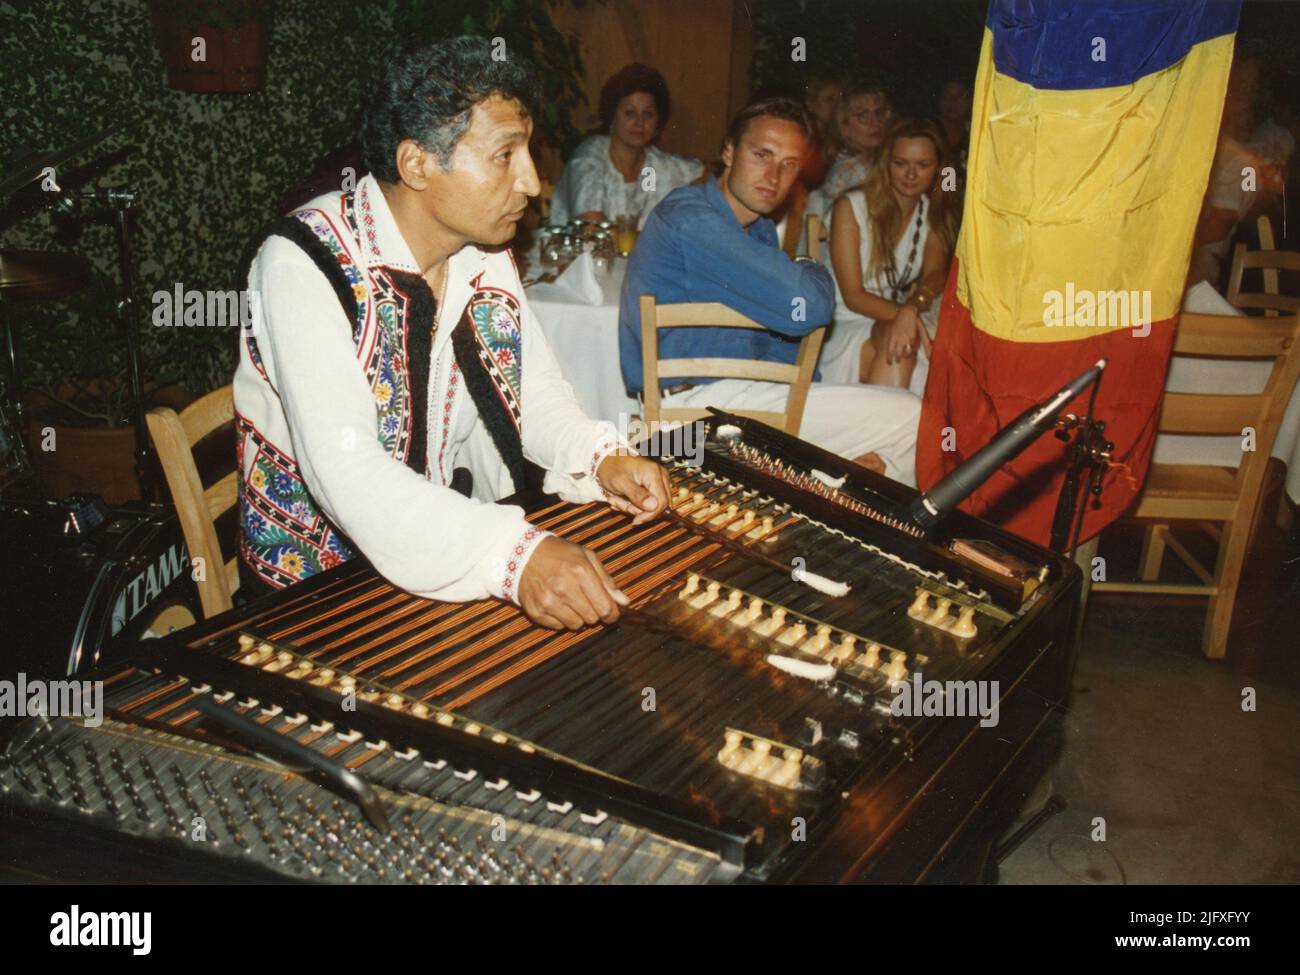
[956,27,1235,343]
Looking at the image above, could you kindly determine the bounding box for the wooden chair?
[639,297,825,435]
[1227,217,1299,317]
[806,213,828,263]
[146,385,239,620]
[1092,311,1300,658]
[779,183,808,257]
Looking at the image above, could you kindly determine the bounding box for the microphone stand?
[1048,376,1113,557]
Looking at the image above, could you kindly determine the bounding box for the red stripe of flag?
[917,259,1177,547]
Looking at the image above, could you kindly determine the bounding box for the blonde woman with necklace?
[825,118,957,389]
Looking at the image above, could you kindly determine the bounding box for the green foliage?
[0,0,585,421]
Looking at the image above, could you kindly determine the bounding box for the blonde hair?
[861,117,958,283]
[832,85,891,166]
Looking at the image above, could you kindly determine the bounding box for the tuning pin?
[883,650,908,685]
[689,580,721,609]
[694,502,720,523]
[262,650,294,673]
[742,740,771,777]
[927,598,952,626]
[743,595,765,625]
[831,633,856,662]
[710,588,744,618]
[729,509,756,535]
[718,730,743,768]
[755,606,787,636]
[952,606,978,639]
[908,589,931,619]
[807,624,833,656]
[772,749,803,789]
[679,573,701,599]
[859,642,881,669]
[241,641,274,665]
[776,621,807,647]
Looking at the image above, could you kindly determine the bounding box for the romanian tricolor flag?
[917,0,1241,547]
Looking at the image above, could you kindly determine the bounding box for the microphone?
[906,358,1107,534]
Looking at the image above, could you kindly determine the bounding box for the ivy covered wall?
[1,0,583,416]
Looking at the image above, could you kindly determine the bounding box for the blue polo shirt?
[618,176,835,394]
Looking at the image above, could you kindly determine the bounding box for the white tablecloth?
[527,259,638,425]
[527,269,1300,503]
[1155,282,1300,502]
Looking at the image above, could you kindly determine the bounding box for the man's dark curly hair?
[597,63,671,132]
[360,35,537,183]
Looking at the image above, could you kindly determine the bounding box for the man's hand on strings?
[597,454,672,525]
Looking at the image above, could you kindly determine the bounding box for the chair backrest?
[146,385,238,619]
[805,213,828,263]
[1153,311,1300,523]
[779,183,808,257]
[1257,213,1277,250]
[639,296,824,435]
[1226,229,1299,317]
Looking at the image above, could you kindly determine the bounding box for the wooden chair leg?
[1138,524,1168,581]
[1203,519,1246,660]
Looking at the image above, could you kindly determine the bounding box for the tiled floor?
[999,519,1300,884]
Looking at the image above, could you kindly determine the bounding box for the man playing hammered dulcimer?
[234,36,671,630]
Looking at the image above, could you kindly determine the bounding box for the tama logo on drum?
[111,543,191,636]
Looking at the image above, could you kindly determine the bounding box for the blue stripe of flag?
[988,0,1241,91]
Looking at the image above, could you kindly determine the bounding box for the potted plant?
[149,0,270,94]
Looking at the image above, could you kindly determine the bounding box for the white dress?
[551,135,705,229]
[820,190,933,391]
[801,151,872,253]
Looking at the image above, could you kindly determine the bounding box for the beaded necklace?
[883,198,926,303]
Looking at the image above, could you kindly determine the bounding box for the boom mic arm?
[906,359,1107,534]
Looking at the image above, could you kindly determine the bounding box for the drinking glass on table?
[614,214,639,257]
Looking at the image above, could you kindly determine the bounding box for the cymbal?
[0,249,91,302]
[0,129,111,202]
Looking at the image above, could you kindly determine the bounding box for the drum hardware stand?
[0,307,33,488]
[58,186,156,499]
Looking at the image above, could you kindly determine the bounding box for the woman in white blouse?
[551,64,704,228]
[824,118,958,389]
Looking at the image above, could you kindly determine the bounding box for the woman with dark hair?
[824,118,958,389]
[550,63,704,227]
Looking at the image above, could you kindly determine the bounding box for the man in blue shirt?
[619,97,920,484]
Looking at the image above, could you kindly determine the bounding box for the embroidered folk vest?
[236,190,525,591]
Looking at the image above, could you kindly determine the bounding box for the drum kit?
[0,129,151,496]
[2,132,202,672]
